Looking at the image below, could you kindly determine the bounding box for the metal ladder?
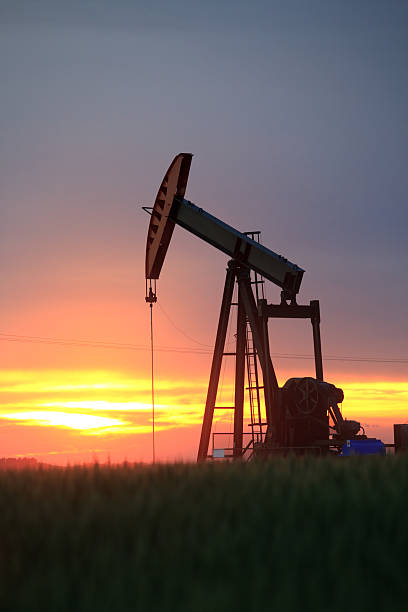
[244,231,266,448]
[245,326,264,444]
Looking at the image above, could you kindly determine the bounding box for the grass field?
[0,455,407,611]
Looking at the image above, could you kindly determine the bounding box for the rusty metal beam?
[237,270,279,436]
[233,283,246,458]
[197,263,236,462]
[310,300,324,381]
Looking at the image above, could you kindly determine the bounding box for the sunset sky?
[1,0,407,463]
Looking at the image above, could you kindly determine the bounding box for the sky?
[1,0,407,463]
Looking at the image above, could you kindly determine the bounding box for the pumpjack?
[145,154,395,460]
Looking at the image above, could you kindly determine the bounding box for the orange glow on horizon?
[340,381,408,418]
[1,410,125,432]
[0,368,406,463]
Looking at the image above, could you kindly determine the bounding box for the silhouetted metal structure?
[145,154,391,461]
[394,424,408,453]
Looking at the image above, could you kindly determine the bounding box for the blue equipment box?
[341,438,386,456]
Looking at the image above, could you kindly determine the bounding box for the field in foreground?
[0,456,407,611]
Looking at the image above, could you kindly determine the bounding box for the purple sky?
[1,0,407,383]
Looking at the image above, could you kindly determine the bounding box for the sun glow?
[0,370,206,394]
[41,400,165,412]
[1,410,125,431]
[341,381,408,418]
[0,368,406,462]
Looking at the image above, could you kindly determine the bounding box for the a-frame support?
[197,262,325,462]
[233,281,246,458]
[197,261,279,462]
[197,262,236,462]
[237,270,279,437]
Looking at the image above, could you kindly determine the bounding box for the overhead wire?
[156,302,212,347]
[157,301,235,349]
[0,332,407,364]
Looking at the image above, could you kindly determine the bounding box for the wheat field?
[1,455,407,611]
